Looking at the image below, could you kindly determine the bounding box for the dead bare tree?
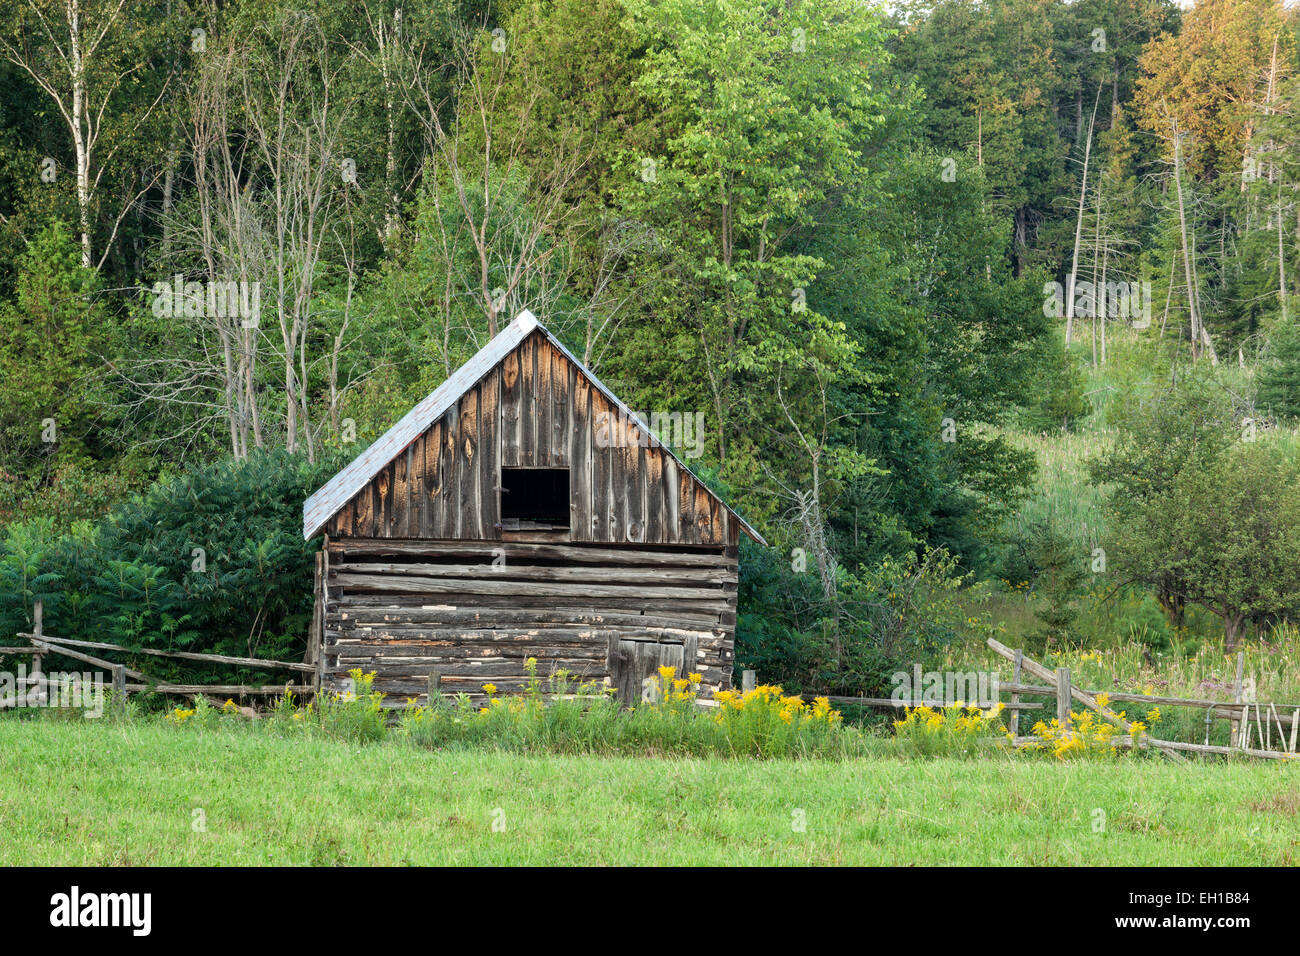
[1066,82,1103,348]
[397,25,592,340]
[763,365,847,620]
[240,11,357,462]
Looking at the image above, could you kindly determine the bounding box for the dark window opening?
[500,467,570,527]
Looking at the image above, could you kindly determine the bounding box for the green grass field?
[4,721,1298,865]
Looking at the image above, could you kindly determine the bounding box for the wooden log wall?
[321,538,739,703]
[324,330,734,546]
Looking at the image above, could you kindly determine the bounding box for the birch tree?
[0,0,171,269]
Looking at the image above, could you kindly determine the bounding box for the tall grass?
[165,664,881,760]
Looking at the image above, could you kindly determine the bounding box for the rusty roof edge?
[303,309,768,548]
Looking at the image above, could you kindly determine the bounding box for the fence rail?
[777,637,1298,761]
[1,599,318,712]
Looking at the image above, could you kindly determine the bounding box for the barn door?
[608,638,696,706]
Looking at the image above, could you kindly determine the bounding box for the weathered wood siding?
[321,538,739,702]
[325,330,734,546]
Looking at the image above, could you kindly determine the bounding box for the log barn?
[303,311,766,705]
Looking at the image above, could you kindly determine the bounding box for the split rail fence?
[0,599,318,713]
[787,637,1298,762]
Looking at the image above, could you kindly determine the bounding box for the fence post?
[31,599,43,697]
[427,671,441,705]
[1009,648,1023,737]
[1230,651,1244,747]
[310,551,324,695]
[1055,667,1071,732]
[112,665,127,717]
[741,670,756,694]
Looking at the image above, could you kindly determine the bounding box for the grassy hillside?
[3,722,1297,865]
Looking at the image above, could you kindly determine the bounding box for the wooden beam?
[29,638,151,683]
[327,539,734,565]
[334,572,728,601]
[21,633,315,673]
[988,638,1186,763]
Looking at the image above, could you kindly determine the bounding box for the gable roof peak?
[303,311,766,545]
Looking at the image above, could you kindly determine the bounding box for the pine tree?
[1257,317,1300,417]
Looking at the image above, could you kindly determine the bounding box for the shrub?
[739,544,983,699]
[0,450,340,687]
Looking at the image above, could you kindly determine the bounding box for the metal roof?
[303,310,767,546]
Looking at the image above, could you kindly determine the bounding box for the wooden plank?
[479,367,500,538]
[460,385,480,538]
[1004,734,1294,760]
[552,343,571,467]
[333,498,353,538]
[29,634,317,672]
[519,331,537,465]
[679,468,697,545]
[124,683,314,695]
[372,462,389,537]
[334,619,724,638]
[334,573,728,601]
[354,481,372,538]
[386,460,400,536]
[1056,667,1071,730]
[331,544,735,567]
[645,449,664,543]
[824,694,1041,711]
[571,363,592,542]
[443,403,460,540]
[336,645,611,661]
[537,338,553,466]
[593,395,614,541]
[330,659,605,679]
[335,607,727,631]
[421,423,439,537]
[663,456,680,542]
[501,347,521,468]
[1009,648,1023,737]
[699,484,720,545]
[30,638,152,683]
[410,434,425,538]
[336,562,734,585]
[333,625,720,646]
[392,445,411,538]
[334,591,734,616]
[1231,650,1245,743]
[621,416,641,543]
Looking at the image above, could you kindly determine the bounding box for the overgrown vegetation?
[0,451,337,680]
[4,0,1300,706]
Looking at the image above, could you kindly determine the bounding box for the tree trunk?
[1067,84,1103,348]
[1224,614,1247,652]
